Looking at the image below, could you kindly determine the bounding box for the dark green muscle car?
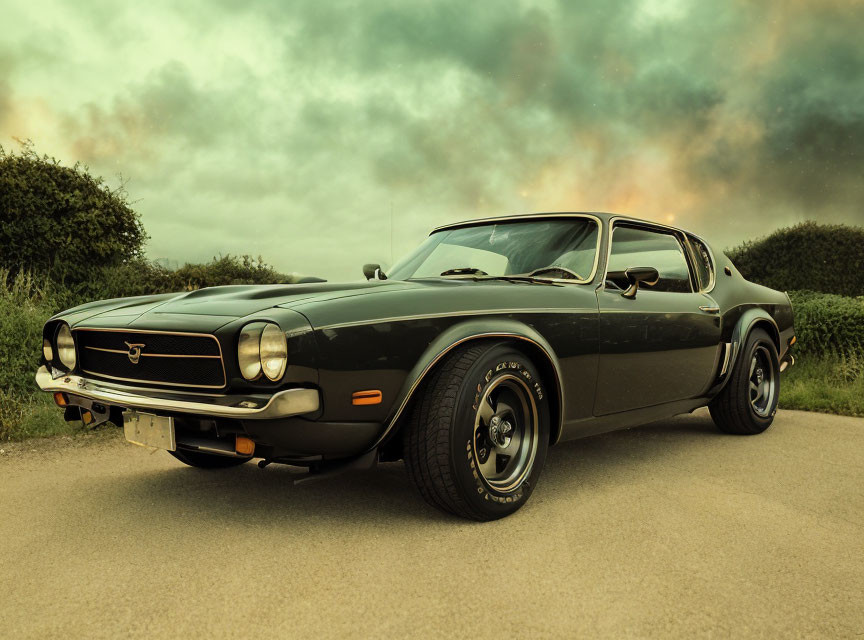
[37,213,795,520]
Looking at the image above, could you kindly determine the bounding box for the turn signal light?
[235,436,255,456]
[789,336,797,346]
[53,392,69,407]
[81,410,93,425]
[352,390,383,406]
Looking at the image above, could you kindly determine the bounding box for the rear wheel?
[709,328,779,435]
[403,342,550,521]
[169,449,251,469]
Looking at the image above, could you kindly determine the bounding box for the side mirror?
[363,263,388,281]
[621,266,659,299]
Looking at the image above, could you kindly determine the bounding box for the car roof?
[430,212,689,235]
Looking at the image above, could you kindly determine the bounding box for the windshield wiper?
[435,268,559,285]
[474,275,561,286]
[440,267,488,276]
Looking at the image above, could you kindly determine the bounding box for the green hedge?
[727,222,864,297]
[0,273,61,440]
[787,291,864,359]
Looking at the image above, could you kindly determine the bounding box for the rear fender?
[714,308,779,394]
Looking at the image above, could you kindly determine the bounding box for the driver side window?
[606,226,693,293]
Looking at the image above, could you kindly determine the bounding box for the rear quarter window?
[687,235,714,291]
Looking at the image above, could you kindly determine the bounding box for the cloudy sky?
[1,0,862,280]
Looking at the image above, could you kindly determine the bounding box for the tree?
[0,142,146,284]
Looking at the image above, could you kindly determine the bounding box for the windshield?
[388,217,600,281]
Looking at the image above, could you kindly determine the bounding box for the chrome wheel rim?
[472,374,539,493]
[749,346,776,417]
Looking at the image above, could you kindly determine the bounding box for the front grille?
[75,329,226,389]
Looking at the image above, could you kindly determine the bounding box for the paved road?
[1,409,862,639]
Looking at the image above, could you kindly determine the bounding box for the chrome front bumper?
[35,366,320,420]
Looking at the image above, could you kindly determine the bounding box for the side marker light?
[352,390,383,406]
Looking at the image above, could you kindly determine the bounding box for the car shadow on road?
[79,409,721,527]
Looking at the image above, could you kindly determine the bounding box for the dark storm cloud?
[1,0,862,278]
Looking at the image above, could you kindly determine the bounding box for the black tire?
[403,342,550,521]
[169,449,251,469]
[709,328,779,435]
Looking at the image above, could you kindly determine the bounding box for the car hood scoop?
[150,281,418,316]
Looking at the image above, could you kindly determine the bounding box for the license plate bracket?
[123,411,176,451]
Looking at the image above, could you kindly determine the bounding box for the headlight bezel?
[55,323,77,371]
[237,322,288,383]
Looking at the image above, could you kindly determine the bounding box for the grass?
[0,391,80,441]
[780,354,864,417]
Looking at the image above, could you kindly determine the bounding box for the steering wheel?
[527,266,583,280]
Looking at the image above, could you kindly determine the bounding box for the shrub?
[727,221,864,297]
[0,143,146,286]
[787,290,864,359]
[0,271,63,441]
[0,271,56,397]
[172,255,288,289]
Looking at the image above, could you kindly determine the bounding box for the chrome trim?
[369,332,565,450]
[720,342,732,376]
[84,346,221,359]
[429,213,604,285]
[431,212,598,233]
[699,306,720,314]
[316,308,593,332]
[74,327,223,338]
[685,232,717,293]
[79,369,227,390]
[73,327,227,390]
[35,366,319,420]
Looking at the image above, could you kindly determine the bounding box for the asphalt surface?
[1,408,862,639]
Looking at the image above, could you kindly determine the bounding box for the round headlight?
[260,324,287,381]
[43,338,54,363]
[238,323,265,380]
[56,324,76,370]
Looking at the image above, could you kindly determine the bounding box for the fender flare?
[717,307,780,393]
[369,318,566,450]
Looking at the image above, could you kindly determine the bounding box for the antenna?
[389,200,394,265]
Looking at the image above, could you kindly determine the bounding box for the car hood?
[62,278,597,333]
[62,281,421,329]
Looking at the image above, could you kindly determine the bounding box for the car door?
[594,222,722,415]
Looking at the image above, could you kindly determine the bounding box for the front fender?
[371,317,565,450]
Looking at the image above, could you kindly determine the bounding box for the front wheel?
[403,342,550,521]
[709,328,780,435]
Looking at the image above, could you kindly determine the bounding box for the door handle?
[699,305,720,314]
